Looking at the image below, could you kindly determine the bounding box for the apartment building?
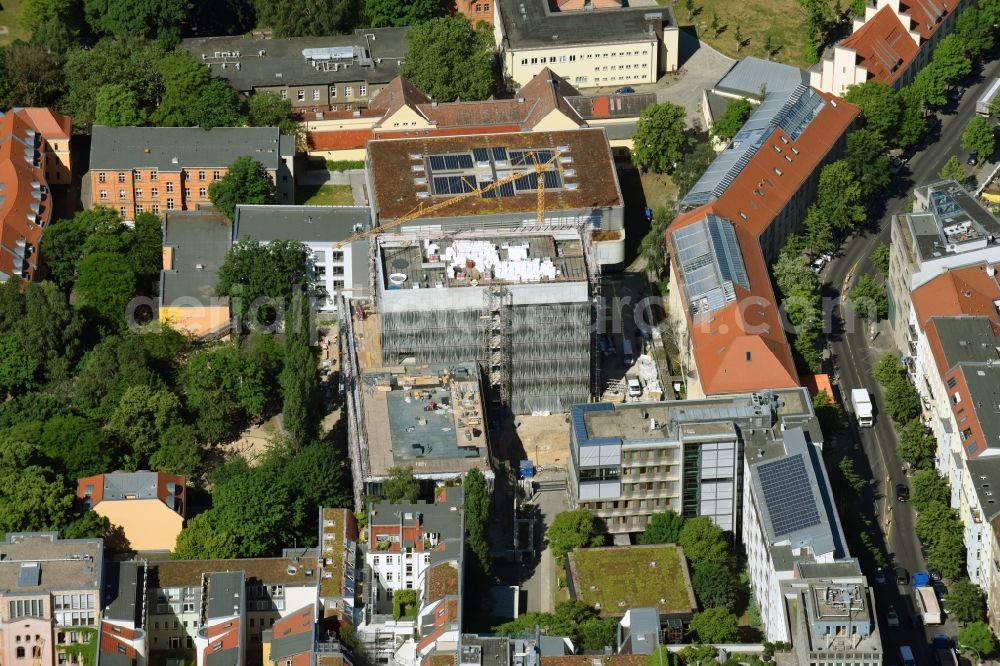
[702,57,807,133]
[77,471,186,552]
[0,532,103,666]
[494,0,679,89]
[317,508,360,627]
[87,127,295,221]
[262,604,351,666]
[307,69,655,160]
[180,29,410,118]
[888,180,1000,353]
[159,210,233,338]
[97,562,149,666]
[567,388,820,536]
[0,108,71,281]
[360,487,463,666]
[232,205,371,310]
[193,572,244,666]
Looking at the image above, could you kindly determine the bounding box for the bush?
[326,159,365,171]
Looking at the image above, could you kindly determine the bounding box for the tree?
[632,102,688,174]
[639,510,686,545]
[129,212,167,281]
[845,129,891,198]
[844,81,901,141]
[383,466,421,503]
[465,469,493,580]
[152,52,211,127]
[248,91,298,136]
[897,419,936,471]
[95,84,147,126]
[872,243,890,274]
[1,44,64,108]
[0,438,76,534]
[710,98,752,142]
[150,424,202,476]
[911,469,950,512]
[400,16,494,102]
[546,509,605,559]
[271,441,351,544]
[366,0,444,26]
[688,608,739,644]
[928,527,965,580]
[638,206,674,278]
[42,209,123,291]
[837,457,867,494]
[217,238,315,328]
[814,161,866,233]
[710,12,721,37]
[74,252,138,330]
[577,617,618,651]
[31,415,116,479]
[874,353,906,386]
[673,141,715,199]
[947,579,986,625]
[209,156,277,219]
[281,291,319,446]
[939,155,968,184]
[173,512,239,559]
[189,80,246,129]
[678,516,728,570]
[210,460,292,557]
[733,25,744,53]
[83,0,191,42]
[813,389,843,436]
[911,64,948,108]
[959,621,996,657]
[849,274,887,322]
[107,385,183,467]
[692,567,737,612]
[954,7,994,57]
[962,116,995,164]
[73,334,167,420]
[883,375,920,424]
[916,501,962,546]
[931,34,972,86]
[254,0,362,37]
[896,87,928,150]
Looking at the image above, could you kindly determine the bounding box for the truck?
[977,77,1000,115]
[851,389,873,427]
[915,574,942,625]
[899,645,915,666]
[934,635,959,666]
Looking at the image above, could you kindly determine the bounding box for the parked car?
[874,568,887,585]
[968,152,979,165]
[897,483,910,501]
[811,257,827,275]
[614,86,635,95]
[886,606,900,627]
[895,567,909,585]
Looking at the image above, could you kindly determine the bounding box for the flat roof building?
[569,388,819,537]
[495,0,679,89]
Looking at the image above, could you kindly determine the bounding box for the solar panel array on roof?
[419,144,567,201]
[17,562,40,588]
[433,175,478,195]
[472,148,491,163]
[673,214,750,318]
[429,154,474,171]
[757,454,821,537]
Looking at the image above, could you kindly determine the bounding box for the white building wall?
[504,39,659,89]
[741,459,790,643]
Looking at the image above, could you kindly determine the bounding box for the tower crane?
[333,150,563,249]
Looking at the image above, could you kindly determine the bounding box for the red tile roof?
[897,0,960,42]
[912,262,1000,331]
[369,77,432,117]
[309,128,375,151]
[76,471,186,515]
[273,605,314,639]
[841,5,919,85]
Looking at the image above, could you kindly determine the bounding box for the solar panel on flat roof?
[472,148,491,162]
[429,155,446,171]
[496,181,515,197]
[542,170,561,188]
[17,562,40,588]
[445,154,473,170]
[515,172,538,191]
[492,147,508,161]
[757,454,821,537]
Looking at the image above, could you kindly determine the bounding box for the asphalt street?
[825,57,1000,664]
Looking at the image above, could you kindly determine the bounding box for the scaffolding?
[484,285,512,405]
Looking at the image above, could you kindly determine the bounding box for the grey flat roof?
[180,28,410,92]
[460,635,511,666]
[369,488,464,566]
[270,631,315,660]
[161,211,232,305]
[0,533,103,593]
[206,570,244,619]
[930,316,999,369]
[103,561,143,623]
[90,126,291,171]
[563,93,656,120]
[713,57,808,99]
[797,559,862,579]
[907,180,1000,262]
[965,457,1000,520]
[234,205,370,243]
[99,471,163,501]
[962,362,1000,452]
[498,0,675,49]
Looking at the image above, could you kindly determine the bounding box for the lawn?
[296,184,354,206]
[568,544,696,615]
[0,0,29,45]
[667,0,814,68]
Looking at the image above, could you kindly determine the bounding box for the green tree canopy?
[281,292,319,446]
[959,621,996,657]
[74,252,138,330]
[73,334,166,421]
[843,80,900,141]
[928,527,965,580]
[639,510,686,545]
[673,141,716,200]
[254,0,362,37]
[910,469,950,512]
[95,84,147,127]
[152,51,211,127]
[150,424,202,476]
[638,205,674,279]
[897,419,936,471]
[910,63,948,108]
[815,161,867,233]
[931,34,972,85]
[546,509,605,559]
[0,437,77,534]
[849,274,887,322]
[400,16,495,102]
[83,0,191,42]
[896,87,928,150]
[209,459,292,557]
[189,80,246,129]
[954,6,995,57]
[710,97,753,142]
[872,242,890,273]
[632,102,689,174]
[0,44,65,108]
[678,516,728,570]
[248,91,298,136]
[962,116,995,164]
[217,238,315,328]
[692,567,738,612]
[939,155,968,184]
[845,128,891,198]
[107,384,183,467]
[813,389,843,436]
[208,156,278,219]
[947,579,986,625]
[366,0,445,26]
[916,501,962,546]
[173,512,239,559]
[383,466,421,503]
[269,441,351,544]
[465,468,493,581]
[688,608,739,643]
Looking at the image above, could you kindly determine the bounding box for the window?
[198,170,206,181]
[313,88,320,101]
[166,182,174,193]
[947,377,958,388]
[152,204,160,214]
[297,89,305,100]
[345,85,353,97]
[475,3,481,9]
[98,172,107,183]
[167,198,175,210]
[134,171,142,181]
[199,187,207,197]
[281,90,288,100]
[150,170,157,181]
[484,2,489,9]
[118,172,126,183]
[549,56,556,63]
[953,392,962,404]
[359,84,367,96]
[16,647,25,659]
[99,190,108,199]
[331,251,344,262]
[119,189,126,200]
[120,207,127,218]
[151,188,158,197]
[330,85,337,98]
[964,427,974,440]
[135,189,143,198]
[331,104,338,111]
[213,170,221,180]
[185,188,191,197]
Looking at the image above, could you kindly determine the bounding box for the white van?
[622,339,634,366]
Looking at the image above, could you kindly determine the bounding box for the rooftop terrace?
[908,180,1000,262]
[358,363,491,479]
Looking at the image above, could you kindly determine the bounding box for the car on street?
[614,86,635,95]
[897,483,909,501]
[886,606,900,627]
[895,567,909,585]
[874,568,887,585]
[968,152,979,165]
[811,257,827,274]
